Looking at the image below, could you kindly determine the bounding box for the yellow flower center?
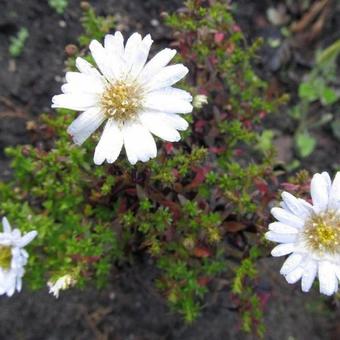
[304,211,340,254]
[100,81,144,122]
[0,246,12,270]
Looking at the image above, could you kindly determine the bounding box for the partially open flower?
[52,31,193,165]
[48,274,77,298]
[0,217,37,297]
[266,172,340,296]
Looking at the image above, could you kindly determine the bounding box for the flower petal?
[268,222,299,234]
[271,207,305,229]
[75,57,102,77]
[265,231,297,244]
[285,266,304,284]
[328,172,340,210]
[144,91,193,114]
[104,32,125,59]
[67,107,105,145]
[123,122,157,165]
[271,243,295,257]
[139,48,177,84]
[51,93,99,111]
[301,260,317,292]
[16,230,37,248]
[318,261,338,296]
[129,34,153,77]
[281,192,312,219]
[145,65,189,92]
[311,173,330,213]
[139,112,181,142]
[94,119,124,165]
[89,40,115,80]
[280,253,304,275]
[2,217,11,233]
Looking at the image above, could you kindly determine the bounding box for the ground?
[0,0,340,339]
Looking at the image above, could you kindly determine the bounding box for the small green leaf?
[296,131,316,158]
[320,87,338,106]
[298,82,318,102]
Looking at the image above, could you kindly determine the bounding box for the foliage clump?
[0,0,285,334]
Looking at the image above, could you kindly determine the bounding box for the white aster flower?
[266,172,340,296]
[0,217,37,297]
[48,274,76,298]
[52,31,193,165]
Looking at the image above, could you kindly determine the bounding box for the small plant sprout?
[48,0,68,14]
[266,172,340,295]
[9,27,29,58]
[52,31,193,165]
[0,217,37,297]
[48,274,77,298]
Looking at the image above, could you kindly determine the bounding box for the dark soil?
[0,0,340,339]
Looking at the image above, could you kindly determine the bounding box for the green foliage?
[232,246,265,339]
[48,0,68,14]
[291,39,340,158]
[9,27,29,58]
[0,0,283,335]
[79,3,115,47]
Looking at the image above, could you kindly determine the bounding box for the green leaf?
[296,131,316,158]
[298,82,318,102]
[320,87,338,106]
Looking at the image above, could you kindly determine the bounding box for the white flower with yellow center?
[266,172,340,295]
[52,31,193,165]
[0,217,37,297]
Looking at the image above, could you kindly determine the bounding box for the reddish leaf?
[194,246,212,258]
[224,221,247,233]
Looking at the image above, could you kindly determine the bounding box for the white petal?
[321,171,332,189]
[139,112,181,142]
[311,173,330,213]
[16,277,22,292]
[145,64,189,92]
[65,72,105,93]
[328,172,340,210]
[104,32,124,59]
[301,260,317,292]
[318,261,338,296]
[16,230,37,247]
[265,231,297,244]
[271,243,295,257]
[280,253,304,275]
[281,192,312,219]
[67,107,105,145]
[75,57,102,77]
[123,122,157,165]
[152,87,192,102]
[144,92,193,113]
[94,119,124,165]
[139,48,177,84]
[141,111,188,131]
[285,266,304,284]
[2,217,11,233]
[89,40,115,80]
[268,222,299,234]
[123,33,142,71]
[271,207,305,229]
[51,93,99,111]
[129,34,153,77]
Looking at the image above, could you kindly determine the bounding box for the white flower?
[52,31,193,165]
[48,274,76,298]
[266,172,340,296]
[193,94,208,109]
[0,217,37,297]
